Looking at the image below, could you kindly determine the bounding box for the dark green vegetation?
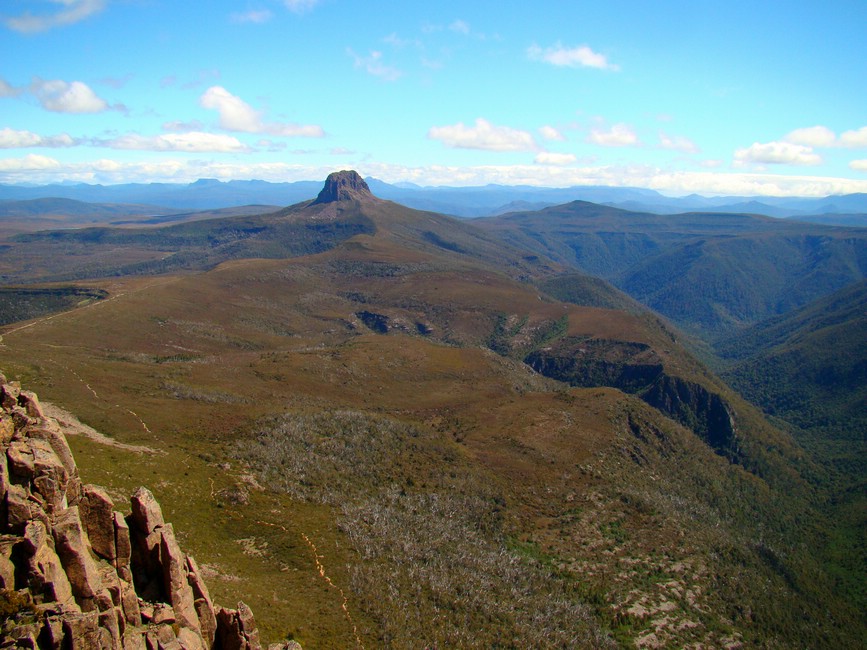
[716,280,867,613]
[0,173,863,648]
[0,206,376,283]
[0,285,108,325]
[478,201,867,337]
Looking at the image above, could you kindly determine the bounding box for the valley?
[0,172,864,648]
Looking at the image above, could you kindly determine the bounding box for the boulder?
[159,523,202,635]
[216,602,262,650]
[130,487,164,536]
[52,506,103,610]
[18,390,46,420]
[23,519,76,607]
[61,611,102,650]
[80,484,117,562]
[187,555,217,647]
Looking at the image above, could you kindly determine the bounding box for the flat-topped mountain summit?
[312,170,373,205]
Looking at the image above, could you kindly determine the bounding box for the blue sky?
[1,0,866,195]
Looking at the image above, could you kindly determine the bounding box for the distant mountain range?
[2,177,866,224]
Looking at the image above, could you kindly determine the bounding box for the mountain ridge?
[0,171,862,647]
[2,178,866,219]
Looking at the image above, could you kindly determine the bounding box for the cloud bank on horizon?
[0,0,865,196]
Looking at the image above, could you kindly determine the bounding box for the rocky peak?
[312,170,373,204]
[0,371,300,650]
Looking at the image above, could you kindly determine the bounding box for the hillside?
[0,198,179,236]
[0,172,861,648]
[478,201,867,337]
[715,281,867,613]
[0,173,550,286]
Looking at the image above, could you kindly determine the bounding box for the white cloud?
[776,125,867,149]
[659,132,699,153]
[785,125,836,147]
[528,42,619,71]
[3,156,867,198]
[31,79,109,113]
[200,86,260,132]
[428,118,537,152]
[734,141,822,166]
[283,0,320,14]
[538,125,566,142]
[347,49,402,81]
[449,19,470,35]
[231,9,273,24]
[3,0,106,33]
[199,86,324,137]
[103,132,250,153]
[587,123,639,147]
[0,154,63,173]
[0,128,76,148]
[850,159,867,172]
[535,152,577,165]
[0,78,21,97]
[840,126,867,148]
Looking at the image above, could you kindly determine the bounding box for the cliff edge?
[0,371,296,650]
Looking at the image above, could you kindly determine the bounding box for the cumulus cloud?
[0,154,63,173]
[538,125,566,142]
[199,86,324,137]
[780,125,867,148]
[840,126,867,148]
[659,132,699,153]
[527,42,619,71]
[0,128,76,148]
[347,49,402,81]
[3,0,106,33]
[734,141,822,166]
[428,118,537,152]
[850,159,867,172]
[785,125,836,148]
[31,78,109,113]
[534,152,577,165]
[102,132,251,153]
[587,123,639,147]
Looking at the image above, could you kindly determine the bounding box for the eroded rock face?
[0,371,295,649]
[312,170,373,204]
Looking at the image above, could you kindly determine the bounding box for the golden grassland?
[0,216,861,646]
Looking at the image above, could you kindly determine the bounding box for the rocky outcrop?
[0,372,292,649]
[526,338,664,393]
[641,374,740,461]
[527,337,741,461]
[312,170,373,205]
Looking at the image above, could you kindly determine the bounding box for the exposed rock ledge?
[0,372,297,650]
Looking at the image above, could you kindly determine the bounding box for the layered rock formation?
[312,170,373,204]
[0,372,292,649]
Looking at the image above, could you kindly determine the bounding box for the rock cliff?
[526,337,740,461]
[311,170,373,205]
[0,372,294,650]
